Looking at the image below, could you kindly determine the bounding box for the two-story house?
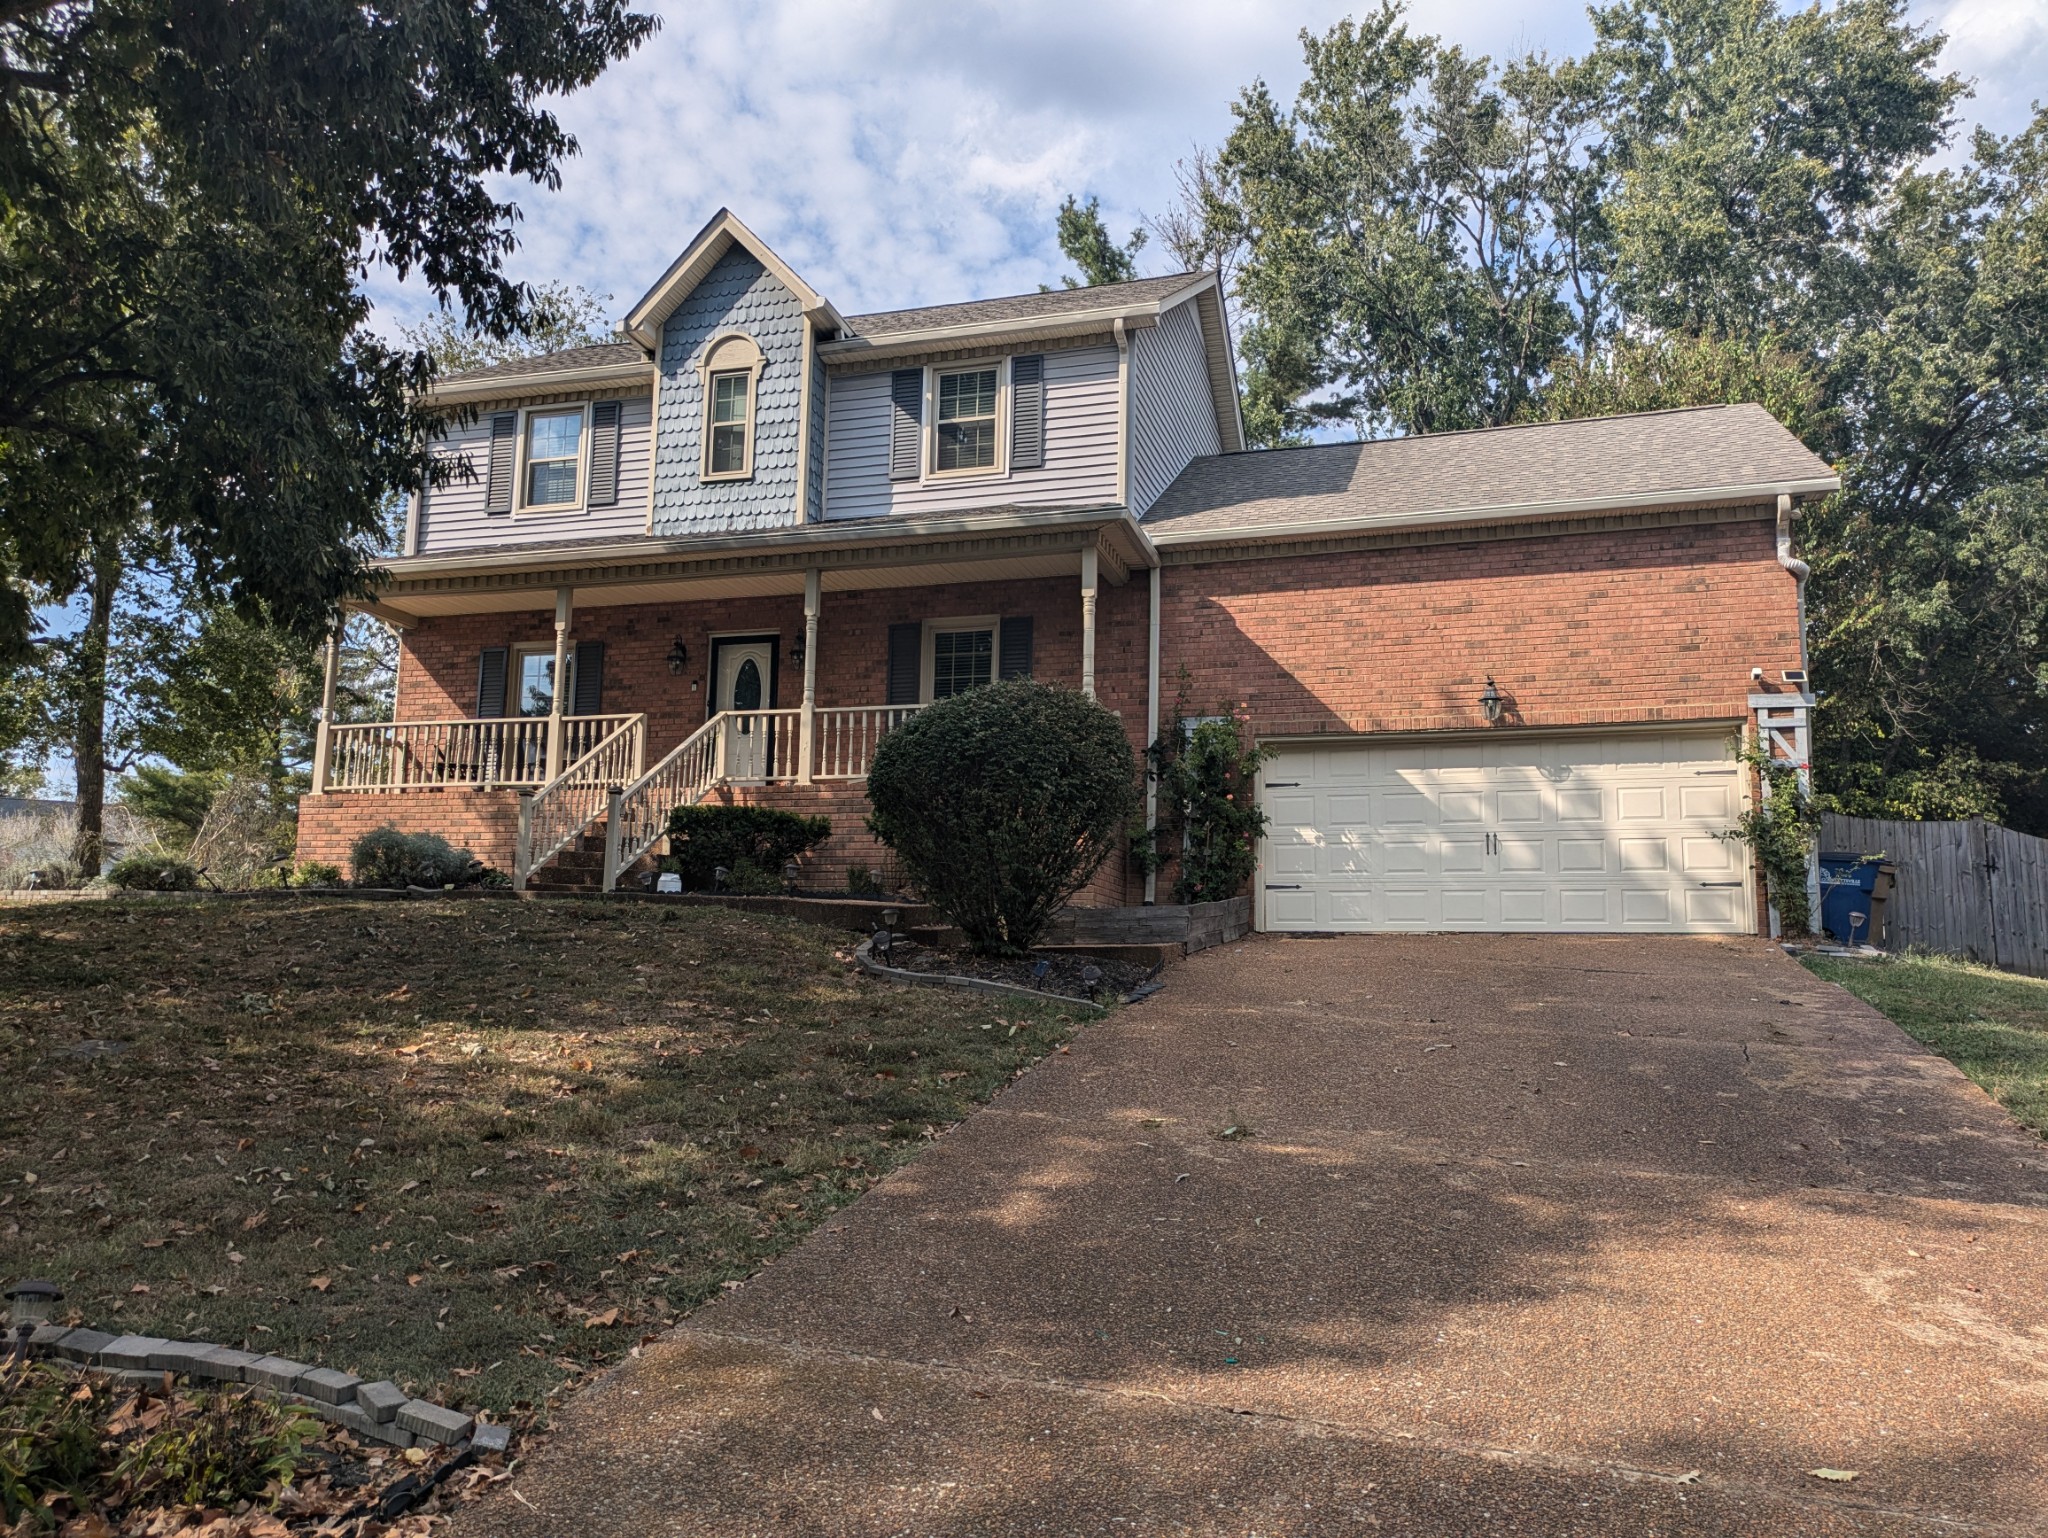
[299,208,1838,934]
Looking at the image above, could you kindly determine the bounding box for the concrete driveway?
[465,935,2048,1536]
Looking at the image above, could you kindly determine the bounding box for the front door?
[713,637,776,780]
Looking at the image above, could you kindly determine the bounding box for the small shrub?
[1141,702,1274,904]
[108,852,200,891]
[866,680,1136,956]
[845,862,884,898]
[0,1363,107,1524]
[349,825,476,888]
[724,859,785,895]
[292,859,344,886]
[663,805,830,890]
[116,1390,317,1509]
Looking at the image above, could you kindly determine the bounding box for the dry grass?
[0,897,1084,1426]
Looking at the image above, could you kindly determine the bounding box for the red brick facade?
[301,508,1800,904]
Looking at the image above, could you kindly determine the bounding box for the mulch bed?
[879,942,1156,1002]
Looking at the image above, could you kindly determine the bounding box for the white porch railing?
[513,714,649,886]
[584,703,924,890]
[321,714,640,792]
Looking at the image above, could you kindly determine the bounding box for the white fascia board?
[623,208,844,350]
[1146,476,1844,547]
[820,300,1185,362]
[376,505,1158,582]
[424,362,654,406]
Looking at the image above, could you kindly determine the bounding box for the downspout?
[1775,493,1809,673]
[1145,565,1161,905]
[1113,318,1131,508]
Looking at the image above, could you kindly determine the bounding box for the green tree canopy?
[0,0,657,661]
[1055,194,1147,287]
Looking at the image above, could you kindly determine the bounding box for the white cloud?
[365,0,2043,336]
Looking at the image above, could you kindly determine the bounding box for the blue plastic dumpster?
[1818,852,1883,945]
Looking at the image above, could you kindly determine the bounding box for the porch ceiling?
[362,507,1148,622]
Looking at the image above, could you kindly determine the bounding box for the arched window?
[698,332,765,482]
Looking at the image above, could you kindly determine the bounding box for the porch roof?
[359,504,1154,624]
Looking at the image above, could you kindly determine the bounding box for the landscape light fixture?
[1479,677,1505,724]
[666,639,689,675]
[6,1279,60,1361]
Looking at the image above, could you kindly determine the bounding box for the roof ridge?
[845,270,1206,326]
[1225,403,1762,458]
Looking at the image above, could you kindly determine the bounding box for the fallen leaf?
[584,1308,619,1329]
[404,1446,428,1465]
[226,1250,246,1265]
[398,1179,421,1193]
[738,1145,761,1160]
[236,1137,255,1152]
[308,1276,332,1293]
[242,1210,269,1231]
[140,1237,169,1249]
[870,1407,886,1422]
[127,1283,150,1295]
[452,1366,481,1379]
[1809,1469,1860,1483]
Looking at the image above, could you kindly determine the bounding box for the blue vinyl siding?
[652,248,805,534]
[1129,298,1221,516]
[823,343,1120,519]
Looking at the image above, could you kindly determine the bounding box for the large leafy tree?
[0,0,657,663]
[1054,194,1147,288]
[1186,0,2047,832]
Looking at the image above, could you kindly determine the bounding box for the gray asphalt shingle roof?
[844,272,1206,338]
[1142,405,1837,537]
[435,340,646,387]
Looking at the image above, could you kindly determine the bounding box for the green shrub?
[724,859,785,895]
[845,862,884,898]
[1,1363,106,1524]
[107,852,200,891]
[866,680,1136,955]
[292,859,344,886]
[663,805,830,890]
[116,1390,317,1509]
[348,825,476,888]
[1140,705,1274,904]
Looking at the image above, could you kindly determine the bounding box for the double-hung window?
[934,365,999,474]
[523,408,584,508]
[708,372,750,475]
[925,617,997,700]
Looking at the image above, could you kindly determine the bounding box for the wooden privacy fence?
[1820,815,2048,977]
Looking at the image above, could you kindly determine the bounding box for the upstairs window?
[934,365,999,474]
[709,372,750,474]
[698,332,765,482]
[523,408,584,507]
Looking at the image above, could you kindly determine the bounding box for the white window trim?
[513,402,591,515]
[924,357,1009,483]
[920,613,1000,702]
[698,331,766,484]
[509,642,575,716]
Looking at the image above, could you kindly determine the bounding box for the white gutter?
[375,504,1160,582]
[1147,476,1843,548]
[425,361,654,406]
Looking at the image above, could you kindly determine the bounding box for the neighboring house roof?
[435,341,645,386]
[1142,404,1840,544]
[425,340,652,406]
[843,272,1209,338]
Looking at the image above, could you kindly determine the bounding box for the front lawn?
[0,897,1081,1424]
[1802,950,2048,1136]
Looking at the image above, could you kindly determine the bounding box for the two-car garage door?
[1258,728,1752,933]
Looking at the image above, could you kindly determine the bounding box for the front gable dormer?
[625,209,843,535]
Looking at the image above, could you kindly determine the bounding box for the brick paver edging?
[852,936,1108,1011]
[19,1325,511,1456]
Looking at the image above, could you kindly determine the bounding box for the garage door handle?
[1265,781,1301,788]
[1265,884,1303,891]
[1699,881,1743,887]
[1694,769,1738,776]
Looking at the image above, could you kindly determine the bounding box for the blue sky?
[368,0,2047,336]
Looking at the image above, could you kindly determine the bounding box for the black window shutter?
[475,647,509,718]
[998,616,1034,680]
[572,641,605,714]
[485,413,517,514]
[886,622,921,705]
[587,401,621,507]
[888,369,923,481]
[1010,354,1045,469]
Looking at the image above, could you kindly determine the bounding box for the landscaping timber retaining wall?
[1040,896,1252,955]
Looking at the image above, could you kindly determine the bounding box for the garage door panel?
[1260,728,1751,934]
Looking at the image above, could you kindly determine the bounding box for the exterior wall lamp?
[788,635,806,667]
[666,639,689,675]
[1479,677,1505,723]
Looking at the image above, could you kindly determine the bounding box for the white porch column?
[1080,545,1100,699]
[545,586,572,782]
[798,568,821,785]
[310,624,341,795]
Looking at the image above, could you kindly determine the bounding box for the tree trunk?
[71,537,121,875]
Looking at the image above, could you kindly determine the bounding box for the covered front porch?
[302,508,1157,893]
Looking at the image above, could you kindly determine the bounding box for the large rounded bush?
[866,681,1137,955]
[348,825,475,888]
